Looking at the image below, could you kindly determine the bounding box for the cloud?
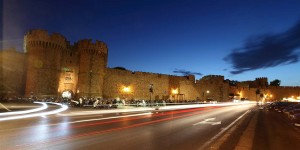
[173,69,203,76]
[224,20,300,74]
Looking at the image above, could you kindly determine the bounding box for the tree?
[255,89,261,101]
[270,79,281,86]
[229,80,238,86]
[113,66,127,70]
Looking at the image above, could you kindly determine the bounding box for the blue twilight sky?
[1,0,300,86]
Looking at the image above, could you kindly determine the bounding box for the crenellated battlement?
[106,68,194,81]
[255,77,268,80]
[24,29,67,51]
[75,39,108,55]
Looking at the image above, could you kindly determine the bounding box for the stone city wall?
[196,75,229,101]
[0,49,26,97]
[103,68,198,100]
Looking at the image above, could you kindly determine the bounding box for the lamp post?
[149,84,153,107]
[206,90,210,101]
[123,86,130,100]
[172,88,179,103]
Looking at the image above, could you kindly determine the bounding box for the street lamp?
[206,90,210,101]
[172,88,179,102]
[123,87,130,93]
[149,84,153,106]
[122,86,130,100]
[172,88,178,94]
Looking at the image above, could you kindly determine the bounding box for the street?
[0,103,254,150]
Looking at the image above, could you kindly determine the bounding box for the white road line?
[204,118,216,121]
[211,121,222,125]
[0,103,11,111]
[193,118,221,126]
[198,110,250,150]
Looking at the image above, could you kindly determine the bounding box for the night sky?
[2,0,300,86]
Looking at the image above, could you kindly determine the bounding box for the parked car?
[290,112,300,127]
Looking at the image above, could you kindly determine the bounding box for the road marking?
[0,103,11,111]
[211,121,222,125]
[198,110,250,150]
[193,118,221,126]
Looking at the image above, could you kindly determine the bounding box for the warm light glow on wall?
[172,88,178,94]
[206,90,210,94]
[239,92,243,98]
[123,87,130,93]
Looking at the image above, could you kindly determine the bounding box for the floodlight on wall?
[123,87,130,93]
[172,88,178,94]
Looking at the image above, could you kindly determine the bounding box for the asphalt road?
[0,103,254,150]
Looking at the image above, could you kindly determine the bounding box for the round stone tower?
[24,30,67,98]
[75,39,108,98]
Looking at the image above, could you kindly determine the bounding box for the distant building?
[1,29,300,101]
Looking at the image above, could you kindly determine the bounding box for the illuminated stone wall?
[0,49,26,96]
[24,30,66,97]
[57,47,79,96]
[76,39,108,98]
[196,75,229,101]
[103,68,170,100]
[103,68,199,100]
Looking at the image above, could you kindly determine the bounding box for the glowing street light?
[206,90,210,94]
[172,88,178,94]
[123,87,130,93]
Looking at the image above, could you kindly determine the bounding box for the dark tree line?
[270,79,281,86]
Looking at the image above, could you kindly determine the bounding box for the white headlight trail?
[0,102,68,121]
[0,102,47,116]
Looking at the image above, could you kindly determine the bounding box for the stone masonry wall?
[103,68,198,100]
[0,49,26,96]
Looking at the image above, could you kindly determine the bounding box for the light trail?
[0,103,12,111]
[14,106,210,149]
[58,101,255,117]
[0,102,47,116]
[0,102,68,121]
[159,101,255,110]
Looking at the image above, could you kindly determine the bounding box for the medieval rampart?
[75,39,108,98]
[103,68,198,100]
[196,75,228,101]
[24,30,67,97]
[0,49,26,96]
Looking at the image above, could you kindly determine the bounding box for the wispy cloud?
[173,68,203,76]
[224,20,300,74]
